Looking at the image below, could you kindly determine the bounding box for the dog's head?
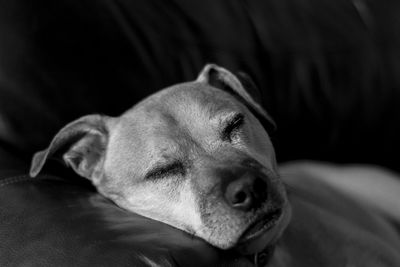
[30,64,291,254]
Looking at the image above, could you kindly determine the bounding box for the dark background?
[1,0,400,171]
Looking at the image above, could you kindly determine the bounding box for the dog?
[29,64,400,266]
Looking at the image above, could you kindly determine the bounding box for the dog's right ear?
[29,115,109,182]
[196,63,276,132]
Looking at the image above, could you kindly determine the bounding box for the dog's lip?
[238,208,283,244]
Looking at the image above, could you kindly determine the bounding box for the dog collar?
[247,245,275,267]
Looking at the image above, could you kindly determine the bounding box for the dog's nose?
[224,174,268,211]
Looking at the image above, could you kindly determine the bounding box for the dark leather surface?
[0,171,248,266]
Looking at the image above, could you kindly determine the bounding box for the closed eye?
[222,113,245,141]
[145,161,185,180]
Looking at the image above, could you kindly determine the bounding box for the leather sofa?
[1,0,399,266]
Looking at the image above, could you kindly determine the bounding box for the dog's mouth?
[238,208,282,244]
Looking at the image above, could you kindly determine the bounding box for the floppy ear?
[196,64,276,132]
[29,114,109,182]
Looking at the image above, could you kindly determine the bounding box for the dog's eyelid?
[145,161,185,180]
[222,113,245,141]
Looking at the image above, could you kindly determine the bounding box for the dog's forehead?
[118,83,244,136]
[139,82,243,118]
[106,83,251,175]
[115,83,236,148]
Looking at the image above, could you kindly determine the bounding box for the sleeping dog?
[30,64,400,266]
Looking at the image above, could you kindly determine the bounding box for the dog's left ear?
[196,64,276,131]
[29,115,109,182]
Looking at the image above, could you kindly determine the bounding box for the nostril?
[225,175,269,211]
[226,182,254,211]
[233,190,248,205]
[231,189,252,211]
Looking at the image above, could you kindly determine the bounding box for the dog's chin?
[234,204,292,255]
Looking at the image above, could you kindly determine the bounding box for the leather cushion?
[0,170,247,266]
